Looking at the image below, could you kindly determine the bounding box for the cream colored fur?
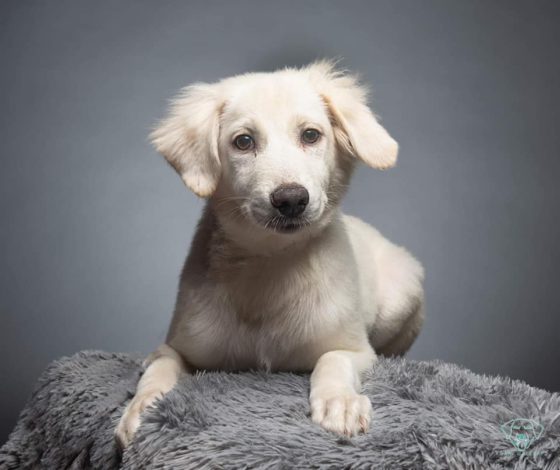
[115,61,425,447]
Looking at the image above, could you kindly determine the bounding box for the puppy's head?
[151,61,398,235]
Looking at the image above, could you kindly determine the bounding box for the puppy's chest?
[182,256,357,371]
[186,304,337,372]
[224,254,346,321]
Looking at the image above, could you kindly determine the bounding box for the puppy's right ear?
[150,83,222,197]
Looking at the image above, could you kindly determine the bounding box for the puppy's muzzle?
[270,184,309,218]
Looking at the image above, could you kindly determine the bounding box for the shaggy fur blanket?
[0,351,558,469]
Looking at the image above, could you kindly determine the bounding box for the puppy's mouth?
[261,216,311,234]
[247,202,321,234]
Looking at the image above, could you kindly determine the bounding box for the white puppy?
[116,61,424,447]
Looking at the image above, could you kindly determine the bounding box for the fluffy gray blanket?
[0,351,558,469]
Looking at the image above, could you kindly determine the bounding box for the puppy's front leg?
[310,347,376,436]
[115,344,186,447]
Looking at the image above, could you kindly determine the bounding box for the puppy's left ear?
[310,61,398,169]
[150,83,222,197]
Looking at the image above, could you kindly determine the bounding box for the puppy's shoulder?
[341,213,384,242]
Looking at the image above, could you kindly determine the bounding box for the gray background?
[1,0,559,443]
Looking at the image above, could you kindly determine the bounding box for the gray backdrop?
[1,0,559,443]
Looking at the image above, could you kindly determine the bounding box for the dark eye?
[233,134,254,151]
[302,128,321,144]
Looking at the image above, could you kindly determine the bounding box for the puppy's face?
[218,79,336,233]
[151,61,399,235]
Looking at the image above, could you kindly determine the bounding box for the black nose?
[270,184,309,218]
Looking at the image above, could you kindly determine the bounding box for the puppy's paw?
[310,392,372,437]
[115,392,162,448]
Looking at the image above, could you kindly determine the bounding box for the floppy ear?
[310,61,398,169]
[150,83,222,197]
